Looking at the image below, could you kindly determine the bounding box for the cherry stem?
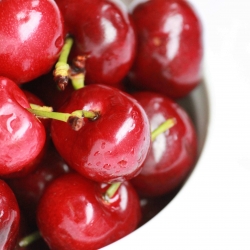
[19,231,41,247]
[151,118,176,141]
[105,182,121,199]
[70,72,85,90]
[53,36,74,90]
[27,104,99,130]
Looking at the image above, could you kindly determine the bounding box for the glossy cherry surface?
[0,0,64,84]
[37,173,141,250]
[0,179,20,250]
[51,84,150,183]
[55,0,136,87]
[128,0,203,98]
[131,91,198,196]
[0,77,46,178]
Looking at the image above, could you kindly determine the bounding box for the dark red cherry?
[0,77,46,178]
[55,0,136,87]
[0,0,65,84]
[51,84,150,183]
[0,179,20,250]
[37,173,141,249]
[131,91,197,196]
[128,0,203,98]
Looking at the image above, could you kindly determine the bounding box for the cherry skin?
[128,0,203,98]
[0,77,46,178]
[0,179,20,250]
[55,0,136,87]
[50,84,151,183]
[37,172,141,250]
[0,0,65,84]
[6,141,71,228]
[130,91,198,197]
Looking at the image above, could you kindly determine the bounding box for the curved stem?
[54,36,74,90]
[105,182,121,199]
[151,118,176,141]
[19,231,41,247]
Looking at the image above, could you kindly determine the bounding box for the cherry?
[0,179,20,250]
[0,0,65,84]
[6,141,71,228]
[130,91,198,197]
[0,77,46,178]
[37,172,141,249]
[50,84,151,183]
[127,0,203,98]
[54,0,136,87]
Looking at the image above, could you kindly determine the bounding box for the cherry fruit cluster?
[0,0,202,249]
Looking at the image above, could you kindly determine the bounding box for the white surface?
[103,0,250,249]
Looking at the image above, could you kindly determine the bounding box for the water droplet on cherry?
[94,151,100,156]
[118,160,127,168]
[103,164,111,170]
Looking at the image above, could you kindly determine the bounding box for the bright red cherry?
[128,0,203,98]
[131,91,198,196]
[0,77,46,178]
[0,179,20,250]
[37,173,141,249]
[55,0,136,87]
[51,84,150,183]
[0,0,65,84]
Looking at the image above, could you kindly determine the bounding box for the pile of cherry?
[0,0,203,249]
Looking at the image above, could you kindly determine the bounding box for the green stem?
[106,182,121,199]
[27,105,99,130]
[19,231,41,247]
[29,103,53,112]
[53,37,74,90]
[151,118,176,141]
[70,72,85,90]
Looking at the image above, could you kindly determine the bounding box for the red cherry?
[128,0,203,98]
[0,0,65,84]
[6,142,71,228]
[51,84,150,183]
[0,179,20,250]
[131,91,197,196]
[55,0,136,87]
[0,77,46,178]
[37,173,141,249]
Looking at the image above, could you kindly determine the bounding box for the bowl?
[103,0,250,249]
